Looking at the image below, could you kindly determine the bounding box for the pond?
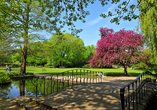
[0,78,71,98]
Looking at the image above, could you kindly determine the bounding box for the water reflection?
[0,78,70,98]
[19,80,25,96]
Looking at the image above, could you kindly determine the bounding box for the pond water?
[0,78,70,98]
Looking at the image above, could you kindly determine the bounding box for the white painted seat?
[97,72,107,79]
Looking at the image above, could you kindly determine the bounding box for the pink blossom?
[89,27,144,68]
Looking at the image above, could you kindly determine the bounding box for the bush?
[0,71,20,77]
[0,71,5,77]
[11,61,21,68]
[0,76,12,84]
[37,65,43,68]
[132,62,148,69]
[44,64,49,67]
[5,72,19,77]
[82,64,91,68]
[11,64,19,68]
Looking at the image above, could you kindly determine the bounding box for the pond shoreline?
[10,75,35,80]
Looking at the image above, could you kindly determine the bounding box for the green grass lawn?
[0,67,147,77]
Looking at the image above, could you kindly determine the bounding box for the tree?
[98,0,150,24]
[84,45,96,63]
[89,27,144,75]
[12,53,22,64]
[139,0,157,68]
[0,0,92,74]
[27,41,47,66]
[98,0,157,71]
[45,33,86,67]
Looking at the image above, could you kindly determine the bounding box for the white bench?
[97,72,107,79]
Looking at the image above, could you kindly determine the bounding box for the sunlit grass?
[0,67,147,76]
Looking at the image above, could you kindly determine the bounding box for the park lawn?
[0,67,146,76]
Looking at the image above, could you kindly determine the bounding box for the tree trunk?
[19,45,27,74]
[18,1,30,74]
[19,80,25,96]
[124,65,128,75]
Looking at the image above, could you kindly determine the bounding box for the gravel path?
[33,76,137,110]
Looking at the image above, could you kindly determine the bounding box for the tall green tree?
[139,0,157,67]
[84,45,96,63]
[46,33,86,67]
[27,41,47,66]
[0,0,92,74]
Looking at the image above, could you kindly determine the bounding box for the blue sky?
[45,0,139,46]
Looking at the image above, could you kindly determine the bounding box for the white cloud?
[88,4,116,26]
[88,17,103,26]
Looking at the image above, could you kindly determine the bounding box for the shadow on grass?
[104,72,141,77]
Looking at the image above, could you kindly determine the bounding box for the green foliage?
[99,0,139,24]
[84,45,96,62]
[5,72,19,77]
[12,53,22,63]
[82,64,91,68]
[82,64,90,68]
[45,33,87,67]
[139,0,157,66]
[132,62,148,69]
[1,0,93,74]
[11,61,21,68]
[0,76,12,84]
[27,41,47,66]
[0,71,25,77]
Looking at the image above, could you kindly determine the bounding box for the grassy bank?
[0,67,146,76]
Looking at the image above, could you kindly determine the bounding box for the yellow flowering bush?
[0,76,12,84]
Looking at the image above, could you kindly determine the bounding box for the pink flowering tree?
[89,27,144,75]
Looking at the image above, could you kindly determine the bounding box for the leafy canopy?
[89,27,144,74]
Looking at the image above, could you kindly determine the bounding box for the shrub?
[0,76,12,84]
[11,64,19,68]
[11,61,21,68]
[132,62,148,69]
[0,71,5,77]
[5,72,19,77]
[44,64,49,67]
[82,64,91,68]
[37,65,43,68]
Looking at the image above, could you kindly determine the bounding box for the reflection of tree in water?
[25,78,58,97]
[19,80,25,96]
[0,78,69,98]
[25,78,42,97]
[0,83,12,97]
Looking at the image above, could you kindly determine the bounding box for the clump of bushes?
[11,61,21,68]
[0,71,19,77]
[0,71,19,84]
[0,76,12,84]
[132,62,148,69]
[82,64,91,68]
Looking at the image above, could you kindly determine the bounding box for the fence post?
[57,75,58,92]
[51,77,52,93]
[101,71,102,83]
[44,76,45,95]
[80,69,81,83]
[93,71,94,83]
[68,71,69,86]
[76,70,77,84]
[90,71,91,83]
[84,70,85,83]
[87,70,88,83]
[120,87,125,110]
[136,80,138,109]
[72,70,73,84]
